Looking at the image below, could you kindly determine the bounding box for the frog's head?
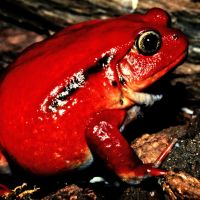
[117,8,188,105]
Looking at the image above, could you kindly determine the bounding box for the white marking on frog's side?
[69,69,85,89]
[105,66,115,82]
[50,85,62,96]
[52,114,58,120]
[58,109,66,116]
[40,98,48,112]
[38,117,43,121]
[72,98,77,106]
[40,70,85,113]
[48,105,57,113]
[56,99,67,107]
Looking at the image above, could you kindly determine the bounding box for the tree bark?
[0,0,199,63]
[0,0,133,33]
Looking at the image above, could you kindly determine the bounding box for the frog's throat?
[118,51,187,107]
[122,88,162,106]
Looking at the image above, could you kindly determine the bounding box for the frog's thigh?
[85,110,171,184]
[85,110,142,178]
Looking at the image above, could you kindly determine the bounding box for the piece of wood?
[0,0,199,63]
[0,0,133,33]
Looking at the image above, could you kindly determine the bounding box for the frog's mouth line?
[122,51,187,107]
[136,51,187,91]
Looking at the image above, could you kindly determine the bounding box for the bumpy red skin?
[0,8,188,182]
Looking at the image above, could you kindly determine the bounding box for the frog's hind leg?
[0,151,11,175]
[86,110,176,184]
[130,138,178,178]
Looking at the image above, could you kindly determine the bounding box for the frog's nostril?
[172,34,179,40]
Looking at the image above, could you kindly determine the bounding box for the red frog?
[0,8,187,184]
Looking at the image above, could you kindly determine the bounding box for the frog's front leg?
[86,110,167,184]
[120,105,141,132]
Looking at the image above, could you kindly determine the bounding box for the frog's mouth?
[120,51,187,107]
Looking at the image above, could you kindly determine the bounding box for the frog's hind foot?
[122,138,177,184]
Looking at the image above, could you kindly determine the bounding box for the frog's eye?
[135,30,161,55]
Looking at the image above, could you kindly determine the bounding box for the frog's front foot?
[0,151,11,175]
[86,110,176,184]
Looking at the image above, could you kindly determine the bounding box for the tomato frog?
[0,8,188,186]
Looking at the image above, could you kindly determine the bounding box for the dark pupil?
[142,33,159,53]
